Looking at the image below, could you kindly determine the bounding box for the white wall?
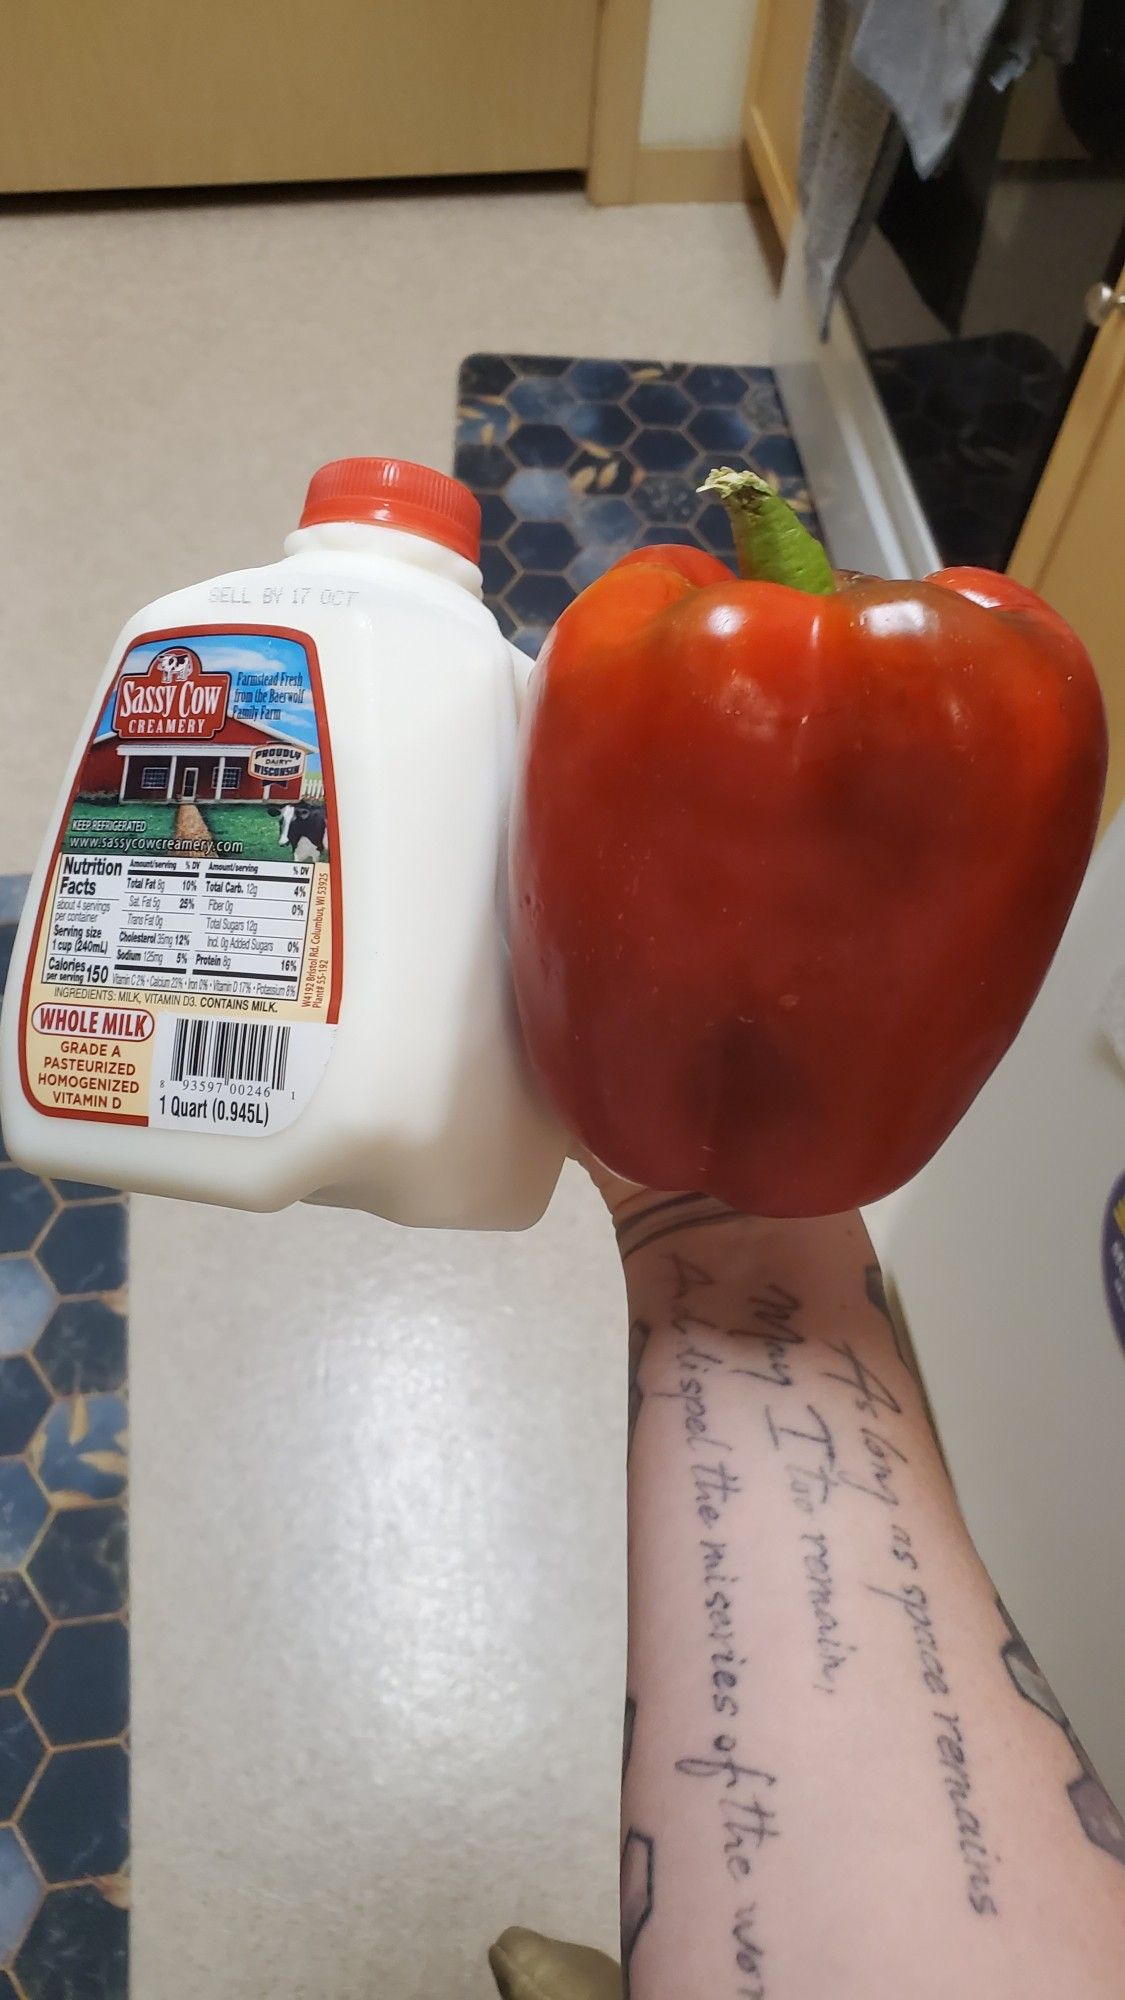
[640,0,758,148]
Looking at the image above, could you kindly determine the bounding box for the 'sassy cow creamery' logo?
[113,646,231,740]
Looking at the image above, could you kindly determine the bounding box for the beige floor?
[0,182,777,1998]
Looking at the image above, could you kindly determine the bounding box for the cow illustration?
[153,648,196,685]
[273,800,328,864]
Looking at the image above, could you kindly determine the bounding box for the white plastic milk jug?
[0,457,564,1228]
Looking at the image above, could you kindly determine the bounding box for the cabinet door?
[1010,269,1125,830]
[742,0,816,244]
[0,0,601,193]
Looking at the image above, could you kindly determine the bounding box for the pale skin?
[588,1165,1125,2000]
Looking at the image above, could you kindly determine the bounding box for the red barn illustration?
[80,647,308,805]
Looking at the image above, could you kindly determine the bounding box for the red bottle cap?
[299,457,481,564]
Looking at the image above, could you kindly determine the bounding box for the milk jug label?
[19,627,341,1136]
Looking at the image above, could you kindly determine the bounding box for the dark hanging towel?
[877,73,1010,336]
[801,0,1082,334]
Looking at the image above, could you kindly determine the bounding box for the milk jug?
[0,457,564,1228]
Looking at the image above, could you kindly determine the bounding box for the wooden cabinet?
[0,0,614,193]
[742,0,816,244]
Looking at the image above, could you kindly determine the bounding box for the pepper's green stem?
[699,465,835,595]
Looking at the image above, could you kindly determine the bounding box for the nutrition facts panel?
[43,853,314,1003]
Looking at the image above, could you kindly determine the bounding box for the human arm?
[612,1185,1125,1999]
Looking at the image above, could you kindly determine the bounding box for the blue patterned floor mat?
[0,876,127,2000]
[454,354,820,662]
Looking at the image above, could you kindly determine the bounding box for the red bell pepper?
[510,469,1107,1216]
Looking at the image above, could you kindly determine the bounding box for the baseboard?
[632,142,759,204]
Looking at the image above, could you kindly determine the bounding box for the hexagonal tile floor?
[0,878,128,2000]
[454,354,821,662]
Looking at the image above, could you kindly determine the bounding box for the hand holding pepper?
[510,470,1106,1215]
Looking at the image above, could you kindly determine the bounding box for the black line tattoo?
[997,1596,1125,1865]
[667,1250,715,1301]
[864,1262,895,1329]
[623,1694,637,1780]
[622,1206,742,1262]
[621,1689,654,1994]
[616,1193,714,1243]
[865,1262,918,1377]
[620,1827,655,1999]
[628,1316,652,1460]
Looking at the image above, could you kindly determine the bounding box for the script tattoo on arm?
[997,1597,1125,1865]
[761,1362,998,1917]
[624,1217,1125,1992]
[652,1250,781,1999]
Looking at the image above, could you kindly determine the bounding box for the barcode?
[170,1018,290,1090]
